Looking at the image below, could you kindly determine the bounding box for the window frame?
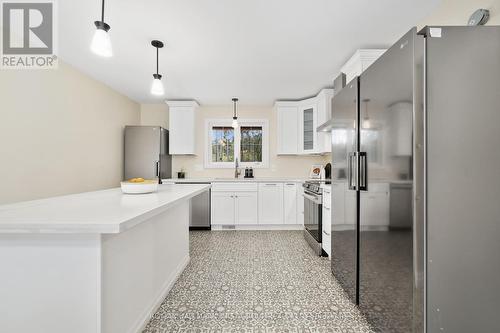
[205,119,269,169]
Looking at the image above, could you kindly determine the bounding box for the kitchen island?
[0,184,210,333]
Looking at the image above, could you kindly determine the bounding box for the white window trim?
[205,119,269,169]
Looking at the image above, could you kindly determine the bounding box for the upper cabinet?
[298,97,318,154]
[275,89,333,155]
[166,100,199,155]
[276,102,299,155]
[341,49,387,83]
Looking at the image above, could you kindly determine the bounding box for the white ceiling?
[59,0,441,105]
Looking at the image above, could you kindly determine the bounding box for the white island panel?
[0,184,210,333]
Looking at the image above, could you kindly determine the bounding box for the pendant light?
[362,99,371,129]
[150,40,165,96]
[91,0,112,57]
[232,98,239,129]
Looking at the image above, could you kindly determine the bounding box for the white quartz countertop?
[164,178,311,183]
[0,184,210,234]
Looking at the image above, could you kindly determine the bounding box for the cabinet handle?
[265,184,278,186]
[323,230,331,236]
[323,206,330,210]
[286,183,295,186]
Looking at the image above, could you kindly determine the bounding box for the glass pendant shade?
[91,24,112,57]
[151,74,164,96]
[232,117,239,129]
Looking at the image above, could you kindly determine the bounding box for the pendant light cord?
[233,100,236,118]
[156,47,159,75]
[101,0,105,22]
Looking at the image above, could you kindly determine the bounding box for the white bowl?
[120,181,158,194]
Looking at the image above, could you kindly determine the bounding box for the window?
[240,126,263,162]
[206,120,269,168]
[211,127,234,162]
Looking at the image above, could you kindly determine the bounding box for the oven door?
[303,191,323,243]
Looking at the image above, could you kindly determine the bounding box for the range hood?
[317,73,346,132]
[317,119,334,132]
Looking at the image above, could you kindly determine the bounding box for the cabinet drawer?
[211,182,258,192]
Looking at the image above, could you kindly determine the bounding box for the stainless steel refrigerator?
[331,26,500,333]
[124,126,172,181]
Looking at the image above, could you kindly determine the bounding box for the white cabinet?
[166,100,199,155]
[332,182,345,225]
[211,182,302,227]
[258,183,284,224]
[275,89,333,155]
[235,192,258,225]
[211,183,258,225]
[298,98,318,154]
[316,89,334,153]
[341,49,387,83]
[211,192,236,225]
[276,104,299,155]
[283,183,298,225]
[297,184,305,225]
[389,102,412,156]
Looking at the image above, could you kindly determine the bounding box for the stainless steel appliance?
[331,26,500,333]
[124,126,172,182]
[302,181,324,256]
[175,182,211,230]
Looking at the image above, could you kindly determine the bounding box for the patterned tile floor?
[143,231,375,333]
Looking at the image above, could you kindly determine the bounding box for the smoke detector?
[468,9,490,26]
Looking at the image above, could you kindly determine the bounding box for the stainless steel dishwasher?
[176,182,211,230]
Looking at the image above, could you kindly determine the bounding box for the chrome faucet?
[234,158,241,179]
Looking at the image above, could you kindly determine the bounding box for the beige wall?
[140,104,168,127]
[140,104,329,179]
[419,0,500,27]
[0,61,140,204]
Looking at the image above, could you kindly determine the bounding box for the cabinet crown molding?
[166,100,200,108]
[340,49,387,78]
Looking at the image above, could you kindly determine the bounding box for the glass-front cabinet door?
[299,99,317,154]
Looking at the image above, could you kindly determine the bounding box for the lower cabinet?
[297,185,305,225]
[211,192,236,225]
[258,183,284,224]
[235,192,258,224]
[211,182,303,226]
[283,183,298,224]
[211,191,258,225]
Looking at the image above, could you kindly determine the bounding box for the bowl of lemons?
[120,178,159,194]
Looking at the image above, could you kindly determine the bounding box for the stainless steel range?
[302,181,324,256]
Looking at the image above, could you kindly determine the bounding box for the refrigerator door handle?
[347,152,353,190]
[348,152,358,190]
[359,152,367,191]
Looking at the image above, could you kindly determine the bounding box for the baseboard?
[128,255,190,333]
[211,224,304,231]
